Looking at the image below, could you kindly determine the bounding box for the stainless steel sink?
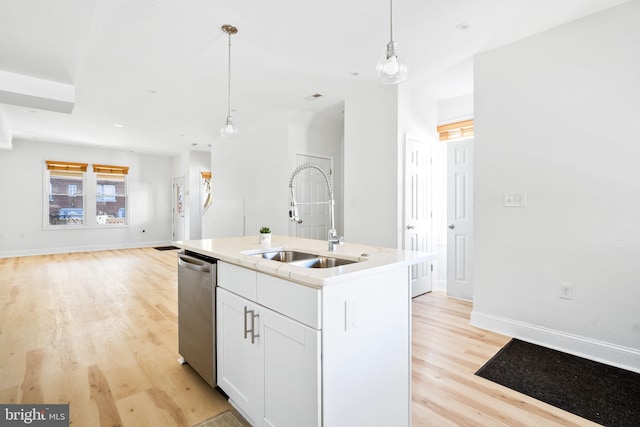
[249,250,358,268]
[250,250,317,262]
[289,257,357,269]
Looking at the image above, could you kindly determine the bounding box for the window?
[437,119,474,141]
[46,161,87,226]
[94,164,128,225]
[97,184,116,202]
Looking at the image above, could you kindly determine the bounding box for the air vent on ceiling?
[305,93,323,101]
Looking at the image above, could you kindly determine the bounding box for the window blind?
[93,164,129,175]
[437,119,474,141]
[46,160,88,172]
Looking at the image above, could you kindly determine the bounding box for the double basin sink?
[249,250,357,269]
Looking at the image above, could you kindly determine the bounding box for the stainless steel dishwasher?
[177,250,217,387]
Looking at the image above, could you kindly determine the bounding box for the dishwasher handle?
[178,254,211,273]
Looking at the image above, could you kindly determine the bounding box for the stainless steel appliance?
[177,250,217,387]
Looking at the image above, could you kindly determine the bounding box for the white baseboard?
[0,241,174,258]
[433,279,447,292]
[470,310,640,374]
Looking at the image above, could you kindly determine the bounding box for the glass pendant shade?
[220,116,238,138]
[377,41,408,84]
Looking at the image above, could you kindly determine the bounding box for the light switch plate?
[504,192,527,207]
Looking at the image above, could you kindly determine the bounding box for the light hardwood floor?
[0,248,230,426]
[1,248,598,426]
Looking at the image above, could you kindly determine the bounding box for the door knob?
[448,224,455,229]
[406,225,415,230]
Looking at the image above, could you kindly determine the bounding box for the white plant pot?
[259,233,271,244]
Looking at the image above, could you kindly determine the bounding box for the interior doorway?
[172,176,185,241]
[446,138,474,300]
[294,154,333,240]
[403,135,433,298]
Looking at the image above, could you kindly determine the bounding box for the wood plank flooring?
[0,248,230,427]
[411,293,599,426]
[1,248,598,426]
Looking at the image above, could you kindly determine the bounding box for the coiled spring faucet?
[289,162,344,251]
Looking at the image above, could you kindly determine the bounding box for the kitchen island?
[176,235,434,427]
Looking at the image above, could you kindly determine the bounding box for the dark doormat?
[475,338,640,427]
[153,245,180,251]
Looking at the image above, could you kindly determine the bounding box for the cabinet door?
[216,288,259,422]
[258,307,321,427]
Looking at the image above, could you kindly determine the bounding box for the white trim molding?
[0,241,174,259]
[471,310,640,374]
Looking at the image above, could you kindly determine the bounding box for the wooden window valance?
[46,160,88,172]
[201,171,212,179]
[437,119,474,141]
[93,164,129,175]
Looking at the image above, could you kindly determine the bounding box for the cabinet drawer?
[257,273,321,329]
[218,262,257,300]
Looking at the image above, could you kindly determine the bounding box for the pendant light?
[376,0,408,84]
[220,25,238,138]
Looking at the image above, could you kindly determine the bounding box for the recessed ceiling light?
[114,123,123,128]
[456,22,470,31]
[350,72,360,76]
[305,93,323,101]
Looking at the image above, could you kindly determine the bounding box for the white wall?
[438,93,473,125]
[344,85,437,250]
[344,86,399,247]
[204,110,343,240]
[0,139,173,257]
[472,1,640,371]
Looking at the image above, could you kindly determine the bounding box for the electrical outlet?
[559,282,573,300]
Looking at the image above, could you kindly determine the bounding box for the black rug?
[475,339,640,426]
[153,245,180,251]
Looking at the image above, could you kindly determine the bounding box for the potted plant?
[259,226,271,244]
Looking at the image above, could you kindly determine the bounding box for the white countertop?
[175,235,435,288]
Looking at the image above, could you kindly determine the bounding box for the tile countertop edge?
[174,235,435,288]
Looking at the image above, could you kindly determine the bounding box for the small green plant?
[259,226,271,234]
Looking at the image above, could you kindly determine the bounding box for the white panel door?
[172,176,185,241]
[447,138,473,300]
[294,154,332,240]
[404,136,433,298]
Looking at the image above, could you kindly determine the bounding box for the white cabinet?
[216,288,259,419]
[217,261,411,427]
[217,271,321,427]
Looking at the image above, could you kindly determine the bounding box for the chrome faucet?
[289,162,344,252]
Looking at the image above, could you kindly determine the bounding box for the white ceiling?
[0,0,630,155]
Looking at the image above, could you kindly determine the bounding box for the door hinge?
[430,264,433,272]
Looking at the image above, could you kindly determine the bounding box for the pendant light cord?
[389,0,394,43]
[226,33,232,118]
